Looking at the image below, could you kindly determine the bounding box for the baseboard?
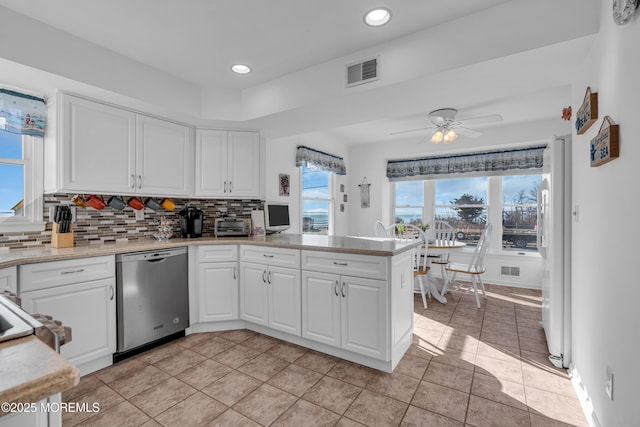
[569,363,601,427]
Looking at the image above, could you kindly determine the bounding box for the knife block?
[51,223,74,248]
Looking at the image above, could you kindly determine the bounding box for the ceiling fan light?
[447,129,458,142]
[431,129,443,143]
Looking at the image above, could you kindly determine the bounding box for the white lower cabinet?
[0,266,17,293]
[19,256,116,375]
[302,271,388,360]
[239,245,301,336]
[196,245,239,322]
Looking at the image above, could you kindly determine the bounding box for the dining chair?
[373,220,387,237]
[442,223,493,308]
[385,223,430,309]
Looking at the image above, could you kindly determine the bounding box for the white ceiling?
[0,0,602,145]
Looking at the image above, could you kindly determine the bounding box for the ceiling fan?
[392,108,502,144]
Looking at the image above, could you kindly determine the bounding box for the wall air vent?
[346,57,379,87]
[500,266,521,277]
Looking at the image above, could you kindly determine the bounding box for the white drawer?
[19,255,115,292]
[239,245,300,269]
[197,245,238,263]
[301,250,387,280]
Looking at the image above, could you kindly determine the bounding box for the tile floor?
[62,284,588,426]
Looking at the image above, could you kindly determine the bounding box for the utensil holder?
[51,223,74,248]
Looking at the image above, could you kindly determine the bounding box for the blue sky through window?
[0,130,24,216]
[301,165,329,214]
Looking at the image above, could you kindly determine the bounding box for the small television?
[264,203,291,233]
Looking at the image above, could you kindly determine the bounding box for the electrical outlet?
[605,366,614,400]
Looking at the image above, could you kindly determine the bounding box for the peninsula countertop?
[0,234,419,269]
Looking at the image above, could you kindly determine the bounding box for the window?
[394,181,424,225]
[0,130,43,232]
[502,174,541,252]
[435,177,487,246]
[301,165,332,235]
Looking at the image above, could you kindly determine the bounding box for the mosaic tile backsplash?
[0,194,263,250]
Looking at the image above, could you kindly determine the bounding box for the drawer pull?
[61,269,85,275]
[263,254,275,258]
[333,262,348,266]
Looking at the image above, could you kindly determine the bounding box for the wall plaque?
[590,116,619,167]
[576,87,598,135]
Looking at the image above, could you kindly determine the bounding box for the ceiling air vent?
[346,57,379,88]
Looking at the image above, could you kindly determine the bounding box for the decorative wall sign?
[279,174,290,196]
[358,177,371,208]
[340,184,345,193]
[590,116,619,167]
[575,87,598,135]
[343,194,348,203]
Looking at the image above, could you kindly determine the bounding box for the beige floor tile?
[411,380,469,423]
[403,344,435,362]
[302,376,362,415]
[94,358,148,384]
[217,329,257,343]
[525,386,588,427]
[237,352,290,382]
[466,395,530,427]
[471,372,528,411]
[485,303,516,316]
[140,419,163,427]
[439,333,480,354]
[449,314,482,328]
[517,325,547,341]
[476,342,521,363]
[136,342,184,364]
[178,332,218,348]
[129,377,196,417]
[233,383,297,426]
[327,360,378,387]
[267,363,323,397]
[153,348,207,376]
[344,389,408,427]
[520,350,565,372]
[175,358,233,390]
[443,323,482,339]
[108,364,171,399]
[62,374,104,402]
[519,336,549,354]
[413,326,446,343]
[241,333,279,352]
[207,409,261,427]
[294,350,340,374]
[430,349,476,372]
[482,319,519,336]
[480,330,520,350]
[423,361,473,393]
[76,401,149,427]
[516,316,544,329]
[516,308,542,321]
[273,399,341,427]
[336,417,367,426]
[154,391,227,427]
[365,371,420,403]
[529,413,580,427]
[484,311,518,325]
[265,341,310,363]
[62,384,124,427]
[401,404,464,427]
[392,353,431,379]
[475,354,524,384]
[522,365,575,397]
[190,336,237,358]
[212,344,261,369]
[201,370,262,407]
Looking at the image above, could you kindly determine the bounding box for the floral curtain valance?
[386,145,546,180]
[0,89,47,137]
[296,145,346,175]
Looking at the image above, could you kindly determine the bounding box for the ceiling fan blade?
[457,114,502,126]
[455,126,483,138]
[391,126,435,135]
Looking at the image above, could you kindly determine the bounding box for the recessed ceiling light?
[231,64,251,74]
[364,8,392,27]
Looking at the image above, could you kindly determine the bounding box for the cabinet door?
[62,95,136,193]
[227,131,260,198]
[195,129,228,197]
[341,276,389,360]
[268,266,301,336]
[198,262,238,322]
[136,115,194,196]
[239,262,268,326]
[301,271,340,347]
[0,266,17,293]
[20,278,116,368]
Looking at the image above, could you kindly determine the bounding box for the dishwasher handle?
[147,258,167,264]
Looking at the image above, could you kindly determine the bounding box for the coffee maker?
[179,206,204,238]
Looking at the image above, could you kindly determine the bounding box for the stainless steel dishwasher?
[116,247,189,357]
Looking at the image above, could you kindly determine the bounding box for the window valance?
[386,145,546,180]
[0,89,47,137]
[296,145,346,175]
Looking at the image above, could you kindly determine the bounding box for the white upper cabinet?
[136,115,194,196]
[195,129,260,198]
[46,93,195,197]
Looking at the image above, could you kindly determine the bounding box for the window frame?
[299,165,334,235]
[0,134,44,233]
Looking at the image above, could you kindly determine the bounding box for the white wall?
[570,2,640,426]
[265,134,350,236]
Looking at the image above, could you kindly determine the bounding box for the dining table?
[425,240,467,304]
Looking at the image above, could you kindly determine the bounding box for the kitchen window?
[394,181,425,225]
[300,164,333,235]
[0,130,44,232]
[502,174,542,252]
